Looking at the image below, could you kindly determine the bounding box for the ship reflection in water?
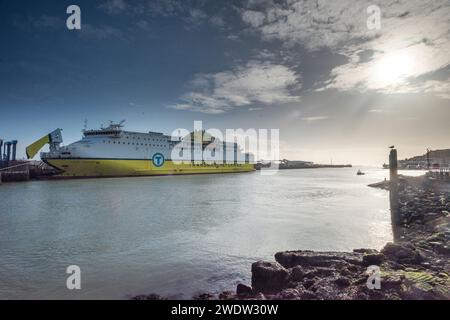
[0,168,420,299]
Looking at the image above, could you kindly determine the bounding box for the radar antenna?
[83,119,88,132]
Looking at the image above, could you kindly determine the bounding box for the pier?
[255,159,352,170]
[0,161,59,183]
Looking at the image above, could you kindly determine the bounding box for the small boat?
[357,170,365,175]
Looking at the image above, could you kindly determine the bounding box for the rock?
[219,291,236,300]
[362,253,385,266]
[367,290,384,300]
[340,267,352,276]
[382,272,405,289]
[131,294,166,300]
[347,265,359,272]
[382,243,423,264]
[193,293,216,300]
[299,289,317,300]
[426,232,446,242]
[429,242,450,254]
[356,292,369,300]
[253,292,266,300]
[315,267,336,277]
[251,261,289,294]
[401,281,437,300]
[303,278,316,289]
[275,250,363,268]
[289,265,305,282]
[352,274,369,285]
[354,248,378,254]
[334,276,351,287]
[276,288,301,300]
[310,279,338,299]
[423,212,441,222]
[236,284,253,298]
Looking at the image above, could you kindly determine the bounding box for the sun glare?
[372,51,415,87]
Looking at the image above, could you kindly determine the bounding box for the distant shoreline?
[255,163,352,170]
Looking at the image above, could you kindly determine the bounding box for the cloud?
[240,1,373,50]
[240,0,450,99]
[242,10,266,28]
[368,109,389,113]
[301,116,328,122]
[403,78,450,99]
[99,0,127,14]
[209,15,226,28]
[183,8,207,28]
[99,0,214,29]
[290,110,329,122]
[226,34,240,41]
[170,61,301,113]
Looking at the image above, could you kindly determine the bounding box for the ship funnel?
[26,129,63,159]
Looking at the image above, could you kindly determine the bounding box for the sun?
[372,50,415,87]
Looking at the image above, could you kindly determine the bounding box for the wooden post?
[389,149,402,234]
[389,149,398,183]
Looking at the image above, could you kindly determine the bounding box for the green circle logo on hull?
[152,153,165,167]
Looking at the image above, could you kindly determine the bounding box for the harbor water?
[0,168,423,299]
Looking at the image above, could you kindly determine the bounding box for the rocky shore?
[133,175,449,300]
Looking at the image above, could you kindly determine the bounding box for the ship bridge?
[83,121,124,138]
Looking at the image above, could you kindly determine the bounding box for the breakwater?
[255,162,352,170]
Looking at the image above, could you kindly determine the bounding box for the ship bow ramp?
[26,129,63,159]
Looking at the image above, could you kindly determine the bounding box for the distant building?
[398,149,450,169]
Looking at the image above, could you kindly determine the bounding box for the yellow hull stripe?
[45,159,255,177]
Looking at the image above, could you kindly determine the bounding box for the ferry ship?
[26,122,255,178]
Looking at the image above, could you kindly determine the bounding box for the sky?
[0,0,449,165]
